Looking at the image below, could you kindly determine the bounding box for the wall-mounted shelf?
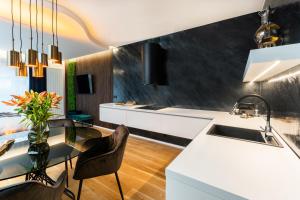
[243,43,300,82]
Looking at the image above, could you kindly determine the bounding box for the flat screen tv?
[76,74,93,94]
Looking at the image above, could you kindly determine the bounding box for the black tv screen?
[76,74,93,94]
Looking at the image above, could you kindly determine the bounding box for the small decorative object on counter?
[0,139,15,156]
[2,91,62,154]
[254,6,282,48]
[115,100,137,106]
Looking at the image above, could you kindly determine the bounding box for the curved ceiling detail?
[44,0,106,48]
[0,0,104,48]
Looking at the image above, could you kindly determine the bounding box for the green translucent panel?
[67,62,76,111]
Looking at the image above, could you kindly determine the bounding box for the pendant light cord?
[19,0,22,55]
[29,0,32,49]
[35,0,38,52]
[55,0,58,47]
[52,0,54,46]
[42,0,44,53]
[11,0,15,50]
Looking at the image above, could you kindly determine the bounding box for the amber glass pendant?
[33,63,44,78]
[16,62,28,77]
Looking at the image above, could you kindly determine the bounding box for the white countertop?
[100,103,300,200]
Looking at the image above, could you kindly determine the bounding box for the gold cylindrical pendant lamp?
[55,51,62,64]
[40,52,48,67]
[48,44,58,61]
[26,49,38,67]
[33,63,44,78]
[8,50,20,67]
[16,62,28,77]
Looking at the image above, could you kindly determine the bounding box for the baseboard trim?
[129,134,185,149]
[98,122,192,147]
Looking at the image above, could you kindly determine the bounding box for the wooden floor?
[0,134,181,200]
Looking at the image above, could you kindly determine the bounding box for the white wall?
[46,63,65,117]
[0,65,29,113]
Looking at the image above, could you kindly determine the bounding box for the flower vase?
[28,122,50,155]
[28,142,50,170]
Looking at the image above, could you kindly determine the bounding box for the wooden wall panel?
[76,50,113,126]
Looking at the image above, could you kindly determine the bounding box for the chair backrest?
[73,125,129,179]
[47,119,75,128]
[0,171,66,200]
[112,125,130,171]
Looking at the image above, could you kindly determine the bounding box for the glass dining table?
[0,127,102,198]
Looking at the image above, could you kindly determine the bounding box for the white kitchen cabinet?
[100,107,126,125]
[166,177,221,200]
[100,104,211,139]
[126,111,210,139]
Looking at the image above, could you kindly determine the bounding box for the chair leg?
[65,160,69,187]
[69,156,73,169]
[115,172,124,200]
[77,180,83,200]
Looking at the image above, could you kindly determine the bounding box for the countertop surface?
[100,103,300,200]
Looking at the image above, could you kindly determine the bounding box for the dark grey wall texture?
[113,2,300,115]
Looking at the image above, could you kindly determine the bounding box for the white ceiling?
[0,0,265,59]
[57,0,265,47]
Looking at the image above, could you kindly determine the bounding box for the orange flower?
[1,100,16,106]
[2,91,62,109]
[39,91,47,98]
[11,95,24,101]
[24,96,32,104]
[25,91,30,97]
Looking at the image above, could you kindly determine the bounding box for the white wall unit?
[243,43,300,82]
[99,104,211,139]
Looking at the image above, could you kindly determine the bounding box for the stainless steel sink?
[207,125,282,147]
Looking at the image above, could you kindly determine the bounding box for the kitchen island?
[100,103,300,200]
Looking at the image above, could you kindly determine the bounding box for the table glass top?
[0,127,102,181]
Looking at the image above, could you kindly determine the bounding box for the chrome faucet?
[230,94,272,138]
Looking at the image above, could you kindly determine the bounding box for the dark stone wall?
[113,3,300,114]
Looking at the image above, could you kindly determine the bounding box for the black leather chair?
[47,119,75,187]
[73,125,129,200]
[0,171,67,200]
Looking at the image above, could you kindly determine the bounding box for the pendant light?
[8,0,20,67]
[26,0,38,67]
[33,63,44,77]
[55,0,62,64]
[40,0,48,67]
[17,62,28,77]
[48,0,58,62]
[17,0,27,77]
[33,0,44,78]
